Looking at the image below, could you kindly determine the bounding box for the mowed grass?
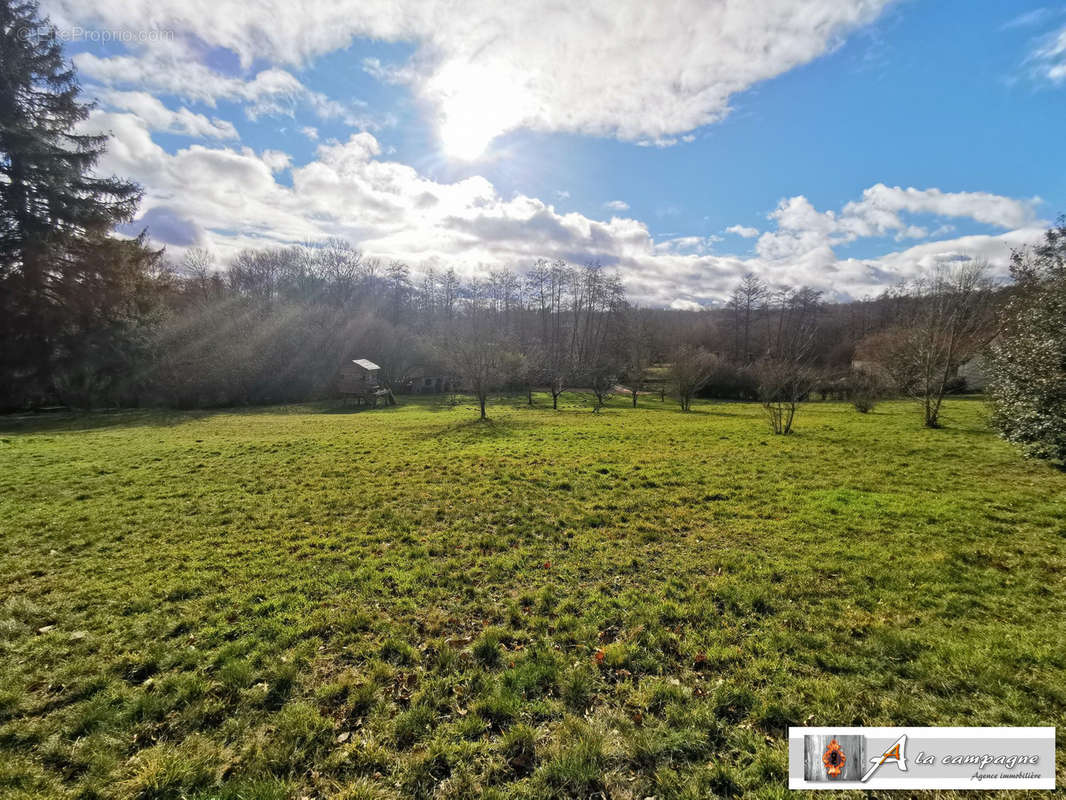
[1,395,1064,800]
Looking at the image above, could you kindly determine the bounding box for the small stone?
[37,625,55,634]
[70,631,88,641]
[336,731,350,743]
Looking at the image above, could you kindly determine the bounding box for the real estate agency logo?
[819,734,907,781]
[793,726,1054,790]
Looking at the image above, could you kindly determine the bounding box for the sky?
[36,0,1066,308]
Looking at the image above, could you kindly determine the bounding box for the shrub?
[846,369,885,413]
[754,358,814,435]
[985,218,1066,462]
[944,375,968,395]
[669,344,717,411]
[698,362,759,400]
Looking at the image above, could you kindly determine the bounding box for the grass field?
[1,395,1064,799]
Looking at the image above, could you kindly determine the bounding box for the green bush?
[987,218,1066,463]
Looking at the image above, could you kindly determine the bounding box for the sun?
[434,62,527,160]
[440,114,498,161]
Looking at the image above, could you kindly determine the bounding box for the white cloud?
[754,185,1041,269]
[73,49,376,128]
[860,228,1047,283]
[1002,8,1054,30]
[76,51,298,110]
[726,224,759,238]
[46,0,892,151]
[670,299,705,311]
[843,183,1040,229]
[604,200,630,211]
[1028,24,1066,83]
[94,89,238,139]
[654,235,722,256]
[261,150,293,172]
[81,111,1046,307]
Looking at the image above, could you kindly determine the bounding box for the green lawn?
[1,396,1063,799]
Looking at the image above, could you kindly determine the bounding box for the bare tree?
[180,248,217,302]
[439,326,515,420]
[859,262,996,427]
[526,259,576,409]
[385,261,412,324]
[751,285,823,433]
[584,363,619,413]
[439,284,521,420]
[440,267,461,321]
[621,309,653,407]
[727,273,768,363]
[754,357,815,434]
[669,344,717,411]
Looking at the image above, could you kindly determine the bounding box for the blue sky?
[43,0,1066,306]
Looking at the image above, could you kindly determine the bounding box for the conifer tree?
[0,0,155,407]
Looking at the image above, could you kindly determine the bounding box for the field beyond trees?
[2,397,1064,799]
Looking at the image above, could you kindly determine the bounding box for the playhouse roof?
[351,359,380,371]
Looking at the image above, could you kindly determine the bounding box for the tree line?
[20,240,996,426]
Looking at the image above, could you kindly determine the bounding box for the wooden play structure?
[338,359,395,407]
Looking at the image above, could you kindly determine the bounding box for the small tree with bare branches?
[584,364,619,413]
[753,285,823,434]
[754,357,815,434]
[859,263,996,427]
[669,344,717,412]
[621,309,653,407]
[439,322,515,420]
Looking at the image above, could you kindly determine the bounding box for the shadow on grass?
[421,415,542,444]
[400,392,753,420]
[0,407,222,434]
[316,403,397,415]
[0,399,390,433]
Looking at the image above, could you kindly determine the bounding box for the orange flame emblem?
[822,738,846,777]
